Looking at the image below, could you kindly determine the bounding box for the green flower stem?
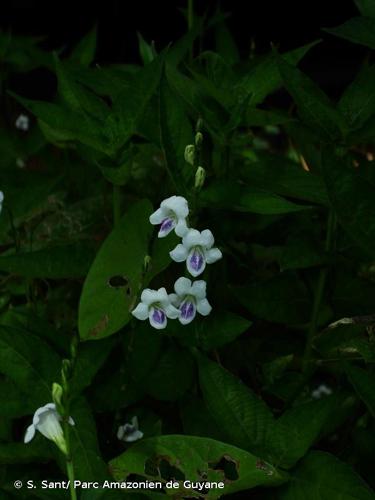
[188,0,194,31]
[64,421,77,500]
[113,185,122,228]
[302,210,336,374]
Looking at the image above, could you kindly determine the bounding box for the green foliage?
[1,4,375,498]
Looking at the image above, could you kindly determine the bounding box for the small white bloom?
[132,287,180,329]
[0,191,3,214]
[117,416,143,443]
[170,228,222,277]
[169,277,212,325]
[149,195,189,238]
[16,158,26,168]
[15,114,30,131]
[311,384,333,399]
[24,403,74,455]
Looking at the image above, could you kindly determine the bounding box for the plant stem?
[188,0,194,31]
[64,424,77,500]
[302,210,336,373]
[113,185,122,227]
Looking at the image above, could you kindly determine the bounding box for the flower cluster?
[132,195,222,329]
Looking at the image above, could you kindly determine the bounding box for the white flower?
[169,277,212,325]
[15,114,30,131]
[24,403,74,455]
[132,287,179,329]
[149,195,189,238]
[0,191,3,214]
[311,384,333,399]
[117,416,143,443]
[169,229,222,277]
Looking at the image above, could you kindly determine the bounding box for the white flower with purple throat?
[149,195,189,238]
[170,277,212,324]
[132,287,180,329]
[117,416,143,443]
[169,228,222,277]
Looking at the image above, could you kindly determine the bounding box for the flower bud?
[194,166,206,190]
[52,383,64,413]
[195,132,203,148]
[143,255,151,272]
[196,117,203,133]
[184,144,195,166]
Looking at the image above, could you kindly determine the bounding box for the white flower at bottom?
[24,403,74,455]
[170,229,222,277]
[149,195,189,238]
[15,114,30,131]
[117,416,143,443]
[132,287,180,329]
[311,384,333,399]
[170,277,212,325]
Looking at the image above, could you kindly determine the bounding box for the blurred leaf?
[339,64,375,130]
[137,32,156,65]
[180,395,223,440]
[202,180,312,215]
[70,25,97,66]
[278,451,374,499]
[0,242,95,279]
[354,0,375,17]
[0,438,53,465]
[215,18,240,65]
[346,364,375,417]
[324,16,375,50]
[232,274,311,325]
[277,54,346,141]
[79,199,153,340]
[198,355,274,458]
[0,325,60,406]
[109,435,287,497]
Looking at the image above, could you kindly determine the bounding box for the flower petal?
[149,306,167,329]
[191,280,207,299]
[175,218,189,237]
[24,424,36,443]
[174,277,192,296]
[161,195,189,219]
[170,244,188,263]
[200,229,215,249]
[140,288,158,306]
[187,247,206,277]
[169,293,179,307]
[68,416,75,426]
[183,229,202,249]
[205,247,222,264]
[33,403,56,426]
[165,303,180,319]
[196,298,212,316]
[132,302,149,320]
[179,299,196,325]
[131,416,139,429]
[149,207,166,225]
[124,430,144,442]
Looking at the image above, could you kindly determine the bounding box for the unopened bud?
[195,132,203,148]
[194,166,206,190]
[196,117,203,133]
[70,335,78,360]
[52,382,64,413]
[184,144,195,166]
[61,359,71,391]
[143,255,151,273]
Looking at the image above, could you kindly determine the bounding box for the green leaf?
[339,64,375,130]
[354,0,375,17]
[324,16,375,50]
[180,395,223,441]
[70,25,97,66]
[270,397,337,468]
[69,398,109,481]
[145,345,195,401]
[109,435,287,498]
[159,67,192,191]
[79,199,153,340]
[137,32,156,65]
[278,451,375,499]
[346,364,375,417]
[201,180,312,215]
[0,242,95,279]
[277,54,346,141]
[198,355,274,458]
[215,18,240,65]
[0,325,60,406]
[0,378,35,418]
[237,41,320,106]
[322,149,375,256]
[0,438,53,465]
[241,153,329,206]
[232,274,311,325]
[127,323,162,385]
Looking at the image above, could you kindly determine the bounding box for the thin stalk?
[64,420,77,500]
[302,211,336,373]
[113,185,122,227]
[188,0,194,61]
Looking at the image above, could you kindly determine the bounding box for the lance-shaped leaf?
[324,16,375,50]
[346,364,375,418]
